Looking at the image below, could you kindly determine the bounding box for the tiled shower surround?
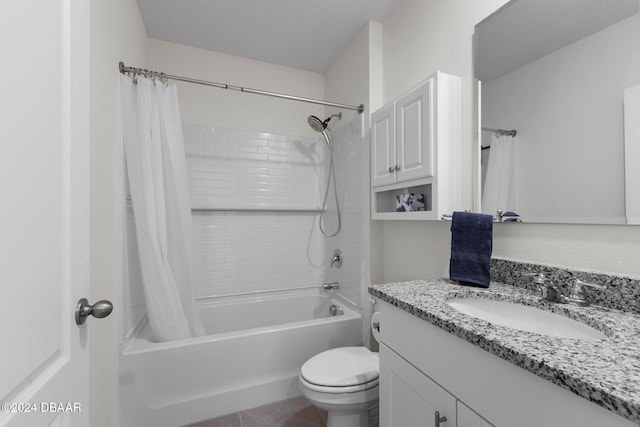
[183,124,322,210]
[122,118,363,338]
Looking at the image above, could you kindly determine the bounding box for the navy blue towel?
[449,211,493,287]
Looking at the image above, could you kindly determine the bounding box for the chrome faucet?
[527,273,606,306]
[566,280,606,307]
[323,281,340,290]
[540,283,566,304]
[527,273,566,304]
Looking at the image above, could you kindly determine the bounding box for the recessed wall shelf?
[372,181,434,220]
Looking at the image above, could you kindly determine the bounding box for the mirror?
[475,0,640,224]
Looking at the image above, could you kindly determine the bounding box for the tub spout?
[323,282,339,290]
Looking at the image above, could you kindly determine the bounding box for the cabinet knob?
[435,411,447,426]
[388,166,395,173]
[394,164,401,171]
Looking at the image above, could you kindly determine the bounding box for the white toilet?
[299,346,379,427]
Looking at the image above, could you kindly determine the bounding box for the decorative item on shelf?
[395,191,425,212]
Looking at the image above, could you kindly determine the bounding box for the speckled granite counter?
[369,279,640,423]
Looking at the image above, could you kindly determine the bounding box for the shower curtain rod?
[119,62,365,114]
[482,126,517,137]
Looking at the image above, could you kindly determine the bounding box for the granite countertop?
[369,279,640,423]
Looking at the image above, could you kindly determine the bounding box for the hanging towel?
[449,211,493,287]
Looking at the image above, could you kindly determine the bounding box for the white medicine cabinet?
[371,71,462,220]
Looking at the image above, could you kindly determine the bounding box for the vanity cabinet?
[371,71,462,220]
[381,343,493,427]
[457,402,495,427]
[380,344,457,426]
[375,299,638,427]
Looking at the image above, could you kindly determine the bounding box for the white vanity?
[370,280,640,427]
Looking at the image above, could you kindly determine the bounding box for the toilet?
[299,346,379,427]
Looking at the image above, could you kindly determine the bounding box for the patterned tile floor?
[183,396,327,427]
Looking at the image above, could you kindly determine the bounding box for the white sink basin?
[446,298,607,340]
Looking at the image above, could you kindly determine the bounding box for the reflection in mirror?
[475,0,640,224]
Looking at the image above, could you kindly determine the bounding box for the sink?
[446,298,607,340]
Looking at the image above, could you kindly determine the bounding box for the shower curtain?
[120,74,204,342]
[482,134,518,216]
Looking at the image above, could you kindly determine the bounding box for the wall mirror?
[474,0,640,224]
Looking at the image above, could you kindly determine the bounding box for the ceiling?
[135,0,401,74]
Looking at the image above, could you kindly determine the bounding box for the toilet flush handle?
[372,320,380,332]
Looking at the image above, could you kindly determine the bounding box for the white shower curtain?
[482,134,518,216]
[120,74,204,342]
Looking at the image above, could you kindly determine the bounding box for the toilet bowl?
[299,346,379,427]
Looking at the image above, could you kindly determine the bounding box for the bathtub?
[119,287,362,427]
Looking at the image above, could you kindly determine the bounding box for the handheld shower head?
[305,113,342,237]
[307,115,326,133]
[307,113,342,133]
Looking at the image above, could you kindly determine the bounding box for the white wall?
[147,39,326,137]
[324,22,371,132]
[90,0,148,426]
[378,0,640,282]
[483,12,640,223]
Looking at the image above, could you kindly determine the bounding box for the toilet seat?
[300,374,379,393]
[300,347,379,394]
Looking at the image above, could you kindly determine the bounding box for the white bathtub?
[119,288,362,427]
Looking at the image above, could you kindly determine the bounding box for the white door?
[1,1,91,426]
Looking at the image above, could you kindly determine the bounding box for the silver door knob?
[75,298,113,325]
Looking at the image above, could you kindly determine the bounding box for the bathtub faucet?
[323,282,340,291]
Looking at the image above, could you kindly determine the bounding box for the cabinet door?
[457,401,495,427]
[396,79,433,183]
[380,344,455,427]
[371,103,396,187]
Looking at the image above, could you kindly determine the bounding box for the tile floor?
[183,396,327,427]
